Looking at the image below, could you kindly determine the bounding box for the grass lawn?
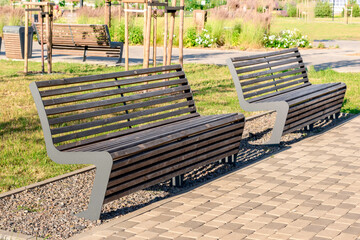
[271,17,360,41]
[0,60,359,193]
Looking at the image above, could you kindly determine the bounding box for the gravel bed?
[0,112,354,239]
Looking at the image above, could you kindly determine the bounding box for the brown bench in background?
[30,64,245,220]
[33,23,123,63]
[227,47,346,144]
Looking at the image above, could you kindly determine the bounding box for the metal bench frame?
[30,65,245,220]
[33,23,124,63]
[227,47,346,145]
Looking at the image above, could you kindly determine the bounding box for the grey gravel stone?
[0,112,352,239]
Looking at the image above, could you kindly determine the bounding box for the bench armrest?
[110,41,124,49]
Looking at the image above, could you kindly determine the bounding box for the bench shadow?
[313,59,360,71]
[100,113,356,220]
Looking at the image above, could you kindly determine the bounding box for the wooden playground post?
[143,2,148,64]
[153,9,157,67]
[105,0,111,28]
[143,3,152,68]
[124,2,129,70]
[163,8,168,65]
[345,2,348,24]
[24,4,29,74]
[23,2,54,74]
[40,6,45,73]
[179,0,184,66]
[166,0,176,65]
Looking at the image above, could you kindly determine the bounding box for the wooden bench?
[30,65,245,220]
[33,23,124,63]
[227,47,346,145]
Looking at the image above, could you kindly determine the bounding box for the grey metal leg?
[83,46,88,62]
[172,174,184,187]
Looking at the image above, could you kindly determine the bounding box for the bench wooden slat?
[111,123,243,171]
[51,100,195,135]
[46,85,190,116]
[49,92,192,125]
[243,73,307,93]
[248,83,311,103]
[230,48,298,62]
[244,78,308,99]
[236,57,303,74]
[58,113,200,151]
[239,62,305,81]
[76,114,234,153]
[40,71,185,98]
[241,68,306,87]
[232,52,301,68]
[53,107,196,144]
[36,65,182,88]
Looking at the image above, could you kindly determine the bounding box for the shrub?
[195,29,216,47]
[184,27,197,47]
[128,25,143,45]
[314,1,332,17]
[263,29,311,48]
[286,2,297,17]
[353,3,360,17]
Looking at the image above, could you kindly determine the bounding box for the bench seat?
[227,47,346,144]
[30,64,245,220]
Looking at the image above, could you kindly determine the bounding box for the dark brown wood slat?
[236,57,302,74]
[289,90,346,113]
[49,92,192,125]
[51,100,194,135]
[287,83,346,106]
[248,83,311,103]
[35,65,182,88]
[266,83,341,103]
[283,109,341,135]
[284,104,342,131]
[40,72,187,100]
[46,85,190,116]
[244,78,308,99]
[239,63,305,81]
[104,148,239,203]
[111,123,244,171]
[243,73,307,93]
[108,114,242,159]
[53,107,196,144]
[241,68,306,86]
[58,113,200,151]
[286,99,344,125]
[231,48,298,62]
[107,136,242,189]
[106,142,240,196]
[110,127,244,179]
[77,114,236,153]
[233,52,300,68]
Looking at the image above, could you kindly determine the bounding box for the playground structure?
[23,1,54,74]
[118,0,185,70]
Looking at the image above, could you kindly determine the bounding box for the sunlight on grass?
[0,60,358,193]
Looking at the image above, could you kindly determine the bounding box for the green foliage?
[263,29,311,48]
[128,25,143,45]
[58,0,65,7]
[286,2,297,17]
[184,27,197,47]
[95,0,105,8]
[315,1,332,18]
[0,0,9,6]
[353,3,360,17]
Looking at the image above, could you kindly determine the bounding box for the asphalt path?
[1,40,360,72]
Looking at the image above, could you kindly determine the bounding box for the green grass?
[272,17,360,41]
[0,60,359,193]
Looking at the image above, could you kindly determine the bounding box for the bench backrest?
[227,48,309,103]
[31,65,198,150]
[33,23,111,46]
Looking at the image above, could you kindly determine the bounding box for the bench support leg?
[267,104,289,145]
[220,154,237,165]
[75,155,112,221]
[116,43,124,64]
[172,174,184,187]
[83,46,88,62]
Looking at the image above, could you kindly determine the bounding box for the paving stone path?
[70,115,360,240]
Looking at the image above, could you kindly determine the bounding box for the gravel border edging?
[0,166,95,199]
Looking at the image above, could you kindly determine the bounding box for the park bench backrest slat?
[34,64,197,146]
[34,23,111,46]
[229,47,309,103]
